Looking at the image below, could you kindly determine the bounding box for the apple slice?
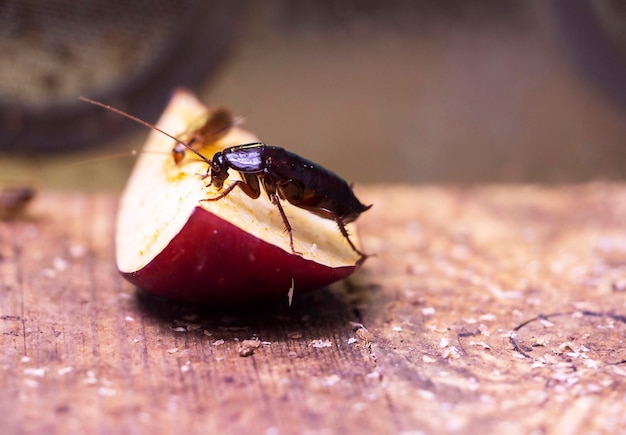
[116,90,365,303]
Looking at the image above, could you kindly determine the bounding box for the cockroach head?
[205,155,229,189]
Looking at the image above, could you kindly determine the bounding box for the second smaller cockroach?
[80,97,371,262]
[172,107,235,164]
[0,185,35,219]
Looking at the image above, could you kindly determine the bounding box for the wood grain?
[1,184,626,434]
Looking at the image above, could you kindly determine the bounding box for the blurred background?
[0,0,625,190]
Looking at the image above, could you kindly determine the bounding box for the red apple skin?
[121,206,357,304]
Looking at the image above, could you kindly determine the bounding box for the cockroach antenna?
[79,96,214,167]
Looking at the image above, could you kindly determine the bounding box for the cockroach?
[80,97,371,262]
[201,143,371,260]
[0,185,35,219]
[172,107,235,164]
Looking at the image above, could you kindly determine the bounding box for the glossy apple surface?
[116,90,364,303]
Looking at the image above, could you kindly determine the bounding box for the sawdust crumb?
[239,339,261,357]
[69,244,87,258]
[310,339,333,348]
[365,371,382,382]
[320,374,341,387]
[417,389,435,400]
[613,366,626,377]
[478,324,491,336]
[539,318,555,328]
[53,257,68,272]
[23,379,39,388]
[555,341,587,354]
[24,367,47,377]
[433,326,449,333]
[57,366,73,376]
[421,307,436,316]
[97,387,117,397]
[512,309,524,318]
[442,346,461,359]
[42,268,57,279]
[83,371,97,385]
[470,340,491,350]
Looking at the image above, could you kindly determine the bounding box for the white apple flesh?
[116,90,364,303]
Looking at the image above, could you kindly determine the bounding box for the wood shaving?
[23,367,47,377]
[69,244,87,258]
[310,339,333,348]
[470,341,492,350]
[365,371,382,381]
[442,346,461,359]
[57,367,73,376]
[97,387,117,397]
[238,339,261,357]
[288,278,294,307]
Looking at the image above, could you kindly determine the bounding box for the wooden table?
[2,184,626,434]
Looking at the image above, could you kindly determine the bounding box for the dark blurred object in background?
[1,1,625,188]
[547,0,626,110]
[0,0,247,153]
